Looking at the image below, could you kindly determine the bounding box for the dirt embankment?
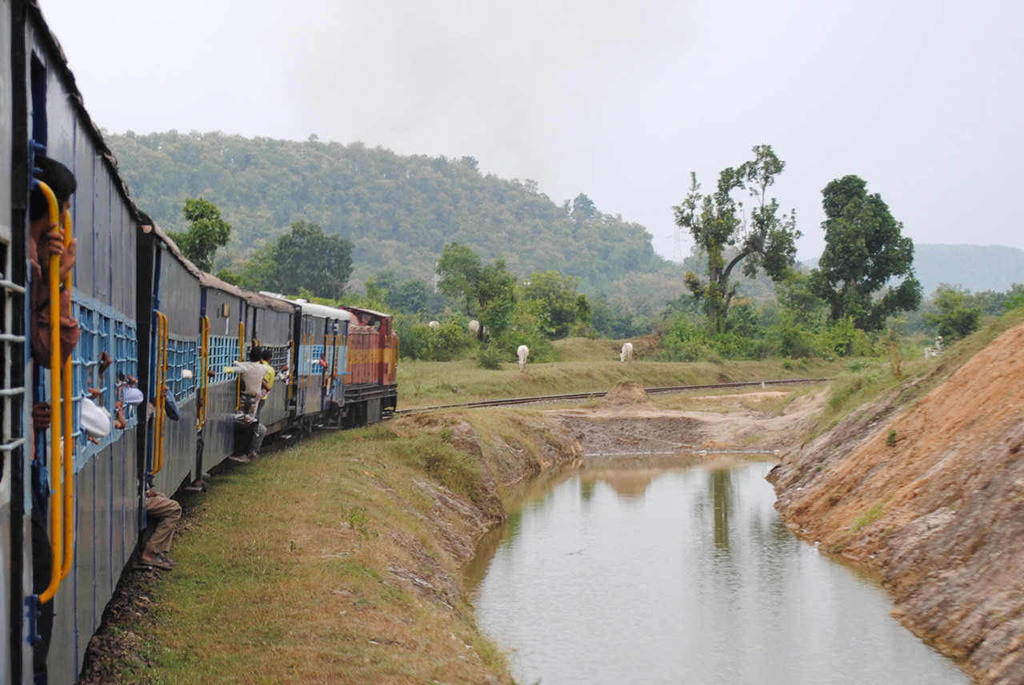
[770,324,1024,685]
[555,381,824,458]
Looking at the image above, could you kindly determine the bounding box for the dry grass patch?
[87,425,515,684]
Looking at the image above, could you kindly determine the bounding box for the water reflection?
[710,468,732,552]
[471,461,966,685]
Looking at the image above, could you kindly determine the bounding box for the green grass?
[813,307,1024,434]
[851,503,885,532]
[398,355,847,408]
[86,423,514,684]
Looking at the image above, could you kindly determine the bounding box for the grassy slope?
[812,307,1024,434]
[83,409,578,684]
[399,352,848,408]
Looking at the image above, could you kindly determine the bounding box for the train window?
[209,334,239,385]
[71,301,139,459]
[166,336,198,400]
[30,54,47,146]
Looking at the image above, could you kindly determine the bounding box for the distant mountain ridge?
[802,243,1024,296]
[912,244,1024,294]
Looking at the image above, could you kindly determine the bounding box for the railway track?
[395,377,832,415]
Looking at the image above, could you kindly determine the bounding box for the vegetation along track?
[396,378,831,415]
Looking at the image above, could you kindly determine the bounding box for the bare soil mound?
[602,382,651,406]
[771,322,1024,685]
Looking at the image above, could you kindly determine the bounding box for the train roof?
[143,221,204,279]
[245,290,296,313]
[198,271,247,297]
[259,292,350,321]
[341,305,394,325]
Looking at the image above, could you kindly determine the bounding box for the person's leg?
[143,493,181,564]
[249,421,267,457]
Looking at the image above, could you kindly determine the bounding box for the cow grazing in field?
[428,320,440,330]
[620,342,634,362]
[924,335,945,359]
[517,345,529,371]
[469,320,481,336]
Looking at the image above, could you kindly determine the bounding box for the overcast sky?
[40,0,1023,262]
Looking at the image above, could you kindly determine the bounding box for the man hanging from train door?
[27,156,79,684]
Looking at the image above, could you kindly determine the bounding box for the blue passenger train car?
[1,4,399,683]
[1,1,147,681]
[196,272,247,473]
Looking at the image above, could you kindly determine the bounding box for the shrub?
[477,344,504,369]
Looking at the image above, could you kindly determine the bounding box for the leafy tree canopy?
[170,198,231,271]
[521,271,588,339]
[673,144,799,333]
[809,175,921,330]
[241,220,353,299]
[925,284,981,340]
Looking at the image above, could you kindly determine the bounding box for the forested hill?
[105,130,680,298]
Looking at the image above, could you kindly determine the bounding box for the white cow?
[517,345,529,371]
[428,320,440,330]
[924,335,945,359]
[620,342,634,362]
[468,319,481,336]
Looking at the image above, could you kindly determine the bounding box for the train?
[0,2,398,683]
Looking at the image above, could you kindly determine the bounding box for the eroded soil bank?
[769,323,1024,685]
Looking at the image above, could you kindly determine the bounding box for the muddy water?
[468,461,967,685]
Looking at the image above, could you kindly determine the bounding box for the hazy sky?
[40,0,1023,262]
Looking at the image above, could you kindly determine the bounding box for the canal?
[468,460,966,684]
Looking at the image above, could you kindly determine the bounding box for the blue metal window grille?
[71,297,138,467]
[265,344,290,371]
[165,335,198,401]
[209,335,239,385]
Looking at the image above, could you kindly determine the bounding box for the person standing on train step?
[259,347,275,401]
[27,155,79,684]
[225,349,268,463]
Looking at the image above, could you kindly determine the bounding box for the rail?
[197,315,209,430]
[59,207,74,581]
[151,311,169,475]
[395,377,832,416]
[37,183,67,603]
[235,321,244,410]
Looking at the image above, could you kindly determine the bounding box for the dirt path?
[550,382,826,458]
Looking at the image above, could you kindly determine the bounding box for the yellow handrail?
[197,316,209,430]
[330,331,341,392]
[152,312,169,475]
[301,329,309,391]
[286,338,294,403]
[38,183,62,604]
[59,207,74,581]
[323,332,333,390]
[235,321,244,410]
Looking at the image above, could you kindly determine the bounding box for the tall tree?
[436,242,483,314]
[572,193,596,223]
[273,221,353,300]
[673,145,798,333]
[810,175,921,330]
[522,271,586,339]
[242,220,353,299]
[926,284,981,340]
[435,242,517,337]
[170,198,231,271]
